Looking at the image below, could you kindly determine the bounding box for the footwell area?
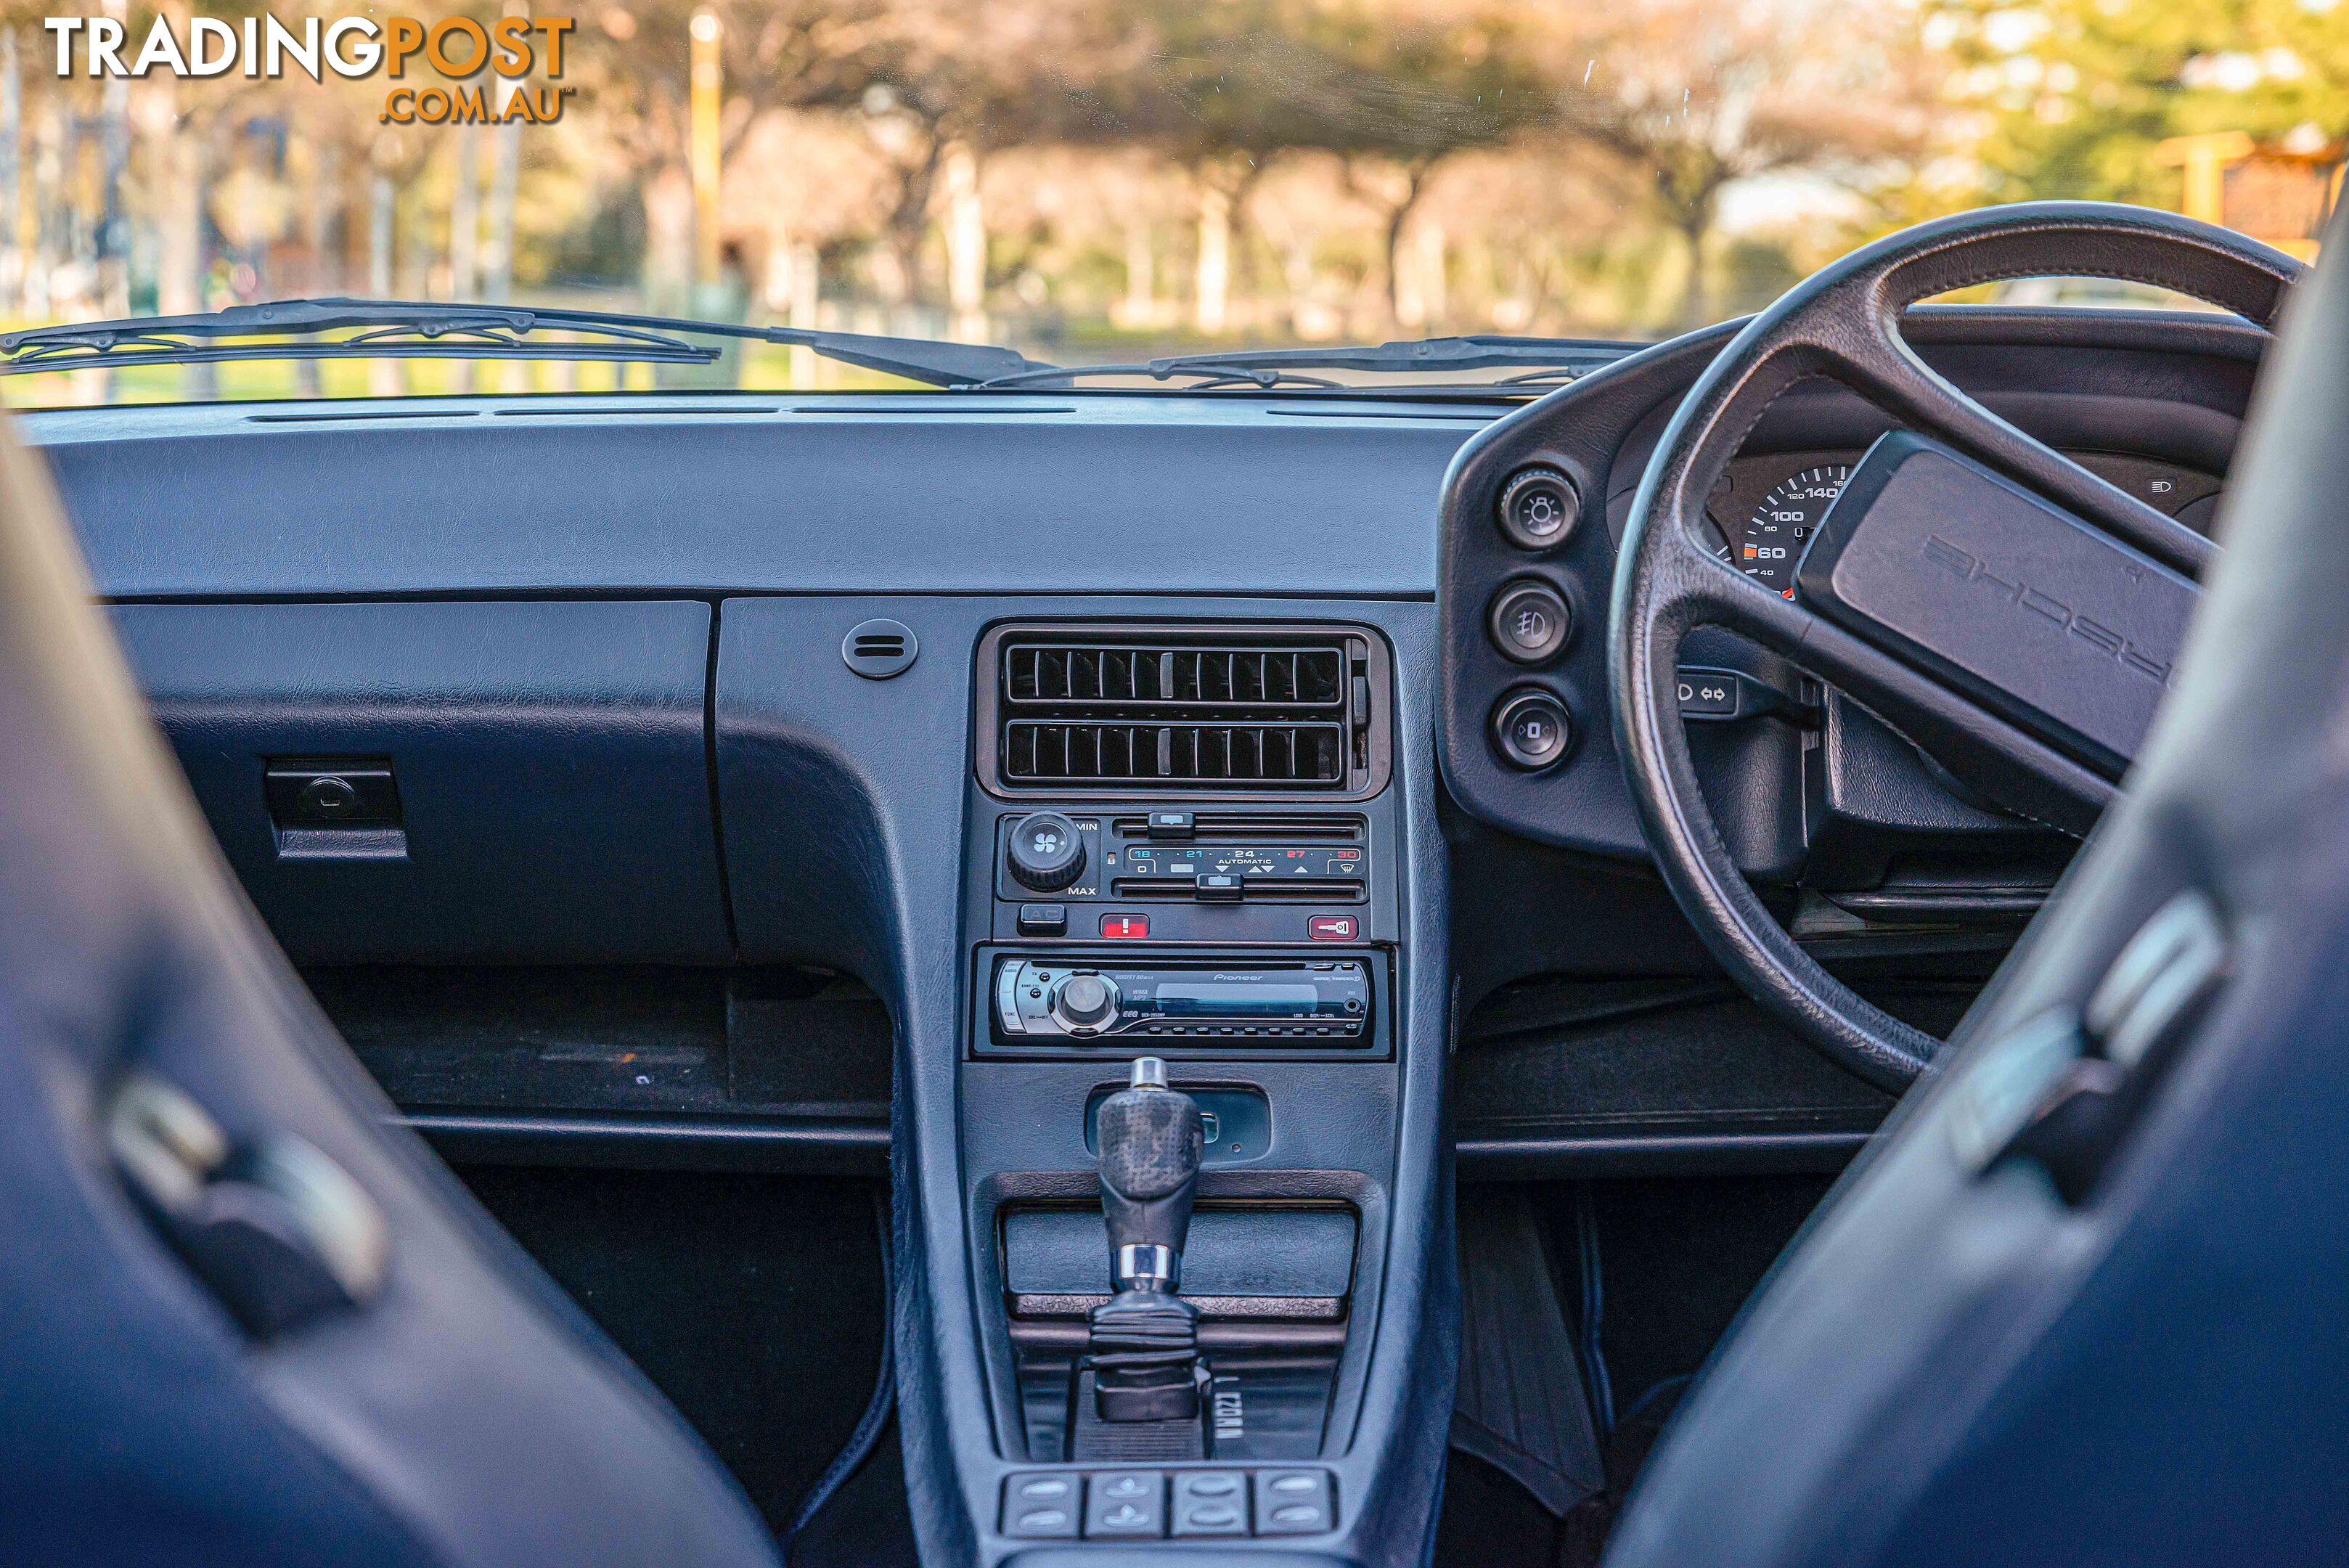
[1437,1174,1837,1568]
[457,1165,891,1538]
[457,1164,1830,1565]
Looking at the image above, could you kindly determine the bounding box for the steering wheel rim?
[1609,200,2303,1091]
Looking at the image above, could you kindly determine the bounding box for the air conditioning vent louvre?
[1006,720,1346,786]
[1005,643,1344,711]
[986,625,1385,796]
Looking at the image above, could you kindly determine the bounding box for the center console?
[954,621,1429,1558]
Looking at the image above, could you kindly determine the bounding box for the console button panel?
[1001,1470,1338,1541]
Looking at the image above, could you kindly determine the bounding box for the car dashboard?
[28,302,2268,1566]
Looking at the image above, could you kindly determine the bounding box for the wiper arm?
[983,335,1636,390]
[0,298,1048,389]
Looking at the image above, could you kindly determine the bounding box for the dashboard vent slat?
[1005,720,1344,787]
[997,631,1363,791]
[1009,640,1344,713]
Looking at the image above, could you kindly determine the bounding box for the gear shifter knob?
[1088,1058,1208,1424]
[1095,1057,1204,1291]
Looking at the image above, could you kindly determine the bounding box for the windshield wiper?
[0,298,1046,389]
[976,335,1635,391]
[976,356,1349,391]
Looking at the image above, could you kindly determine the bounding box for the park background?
[1,0,2341,399]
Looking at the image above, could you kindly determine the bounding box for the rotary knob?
[1006,812,1086,891]
[1497,466,1580,550]
[1053,972,1120,1031]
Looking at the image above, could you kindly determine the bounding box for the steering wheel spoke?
[1820,324,2213,580]
[1656,475,2112,833]
[1611,201,2302,1089]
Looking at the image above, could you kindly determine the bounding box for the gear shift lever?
[1087,1057,1206,1421]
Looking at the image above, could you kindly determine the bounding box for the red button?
[1308,915,1357,942]
[1100,913,1151,939]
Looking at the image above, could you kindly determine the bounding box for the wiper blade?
[0,298,1048,388]
[976,356,1347,391]
[1160,335,1638,377]
[984,335,1637,390]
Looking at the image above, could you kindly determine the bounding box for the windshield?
[8,0,2342,404]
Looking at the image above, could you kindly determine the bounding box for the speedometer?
[1735,465,1851,596]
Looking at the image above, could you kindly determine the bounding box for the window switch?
[1254,1470,1336,1535]
[1085,1471,1165,1538]
[1002,1474,1079,1538]
[1171,1471,1249,1537]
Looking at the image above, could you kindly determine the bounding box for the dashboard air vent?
[989,628,1383,794]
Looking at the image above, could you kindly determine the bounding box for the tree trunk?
[27,98,58,321]
[449,122,480,301]
[1122,216,1153,327]
[788,239,820,386]
[1381,157,1437,327]
[1678,205,1714,334]
[484,83,522,305]
[0,30,17,316]
[941,141,985,343]
[308,136,343,295]
[367,171,401,397]
[154,100,202,314]
[447,123,480,392]
[1194,186,1230,335]
[97,65,128,318]
[875,136,941,329]
[1413,220,1447,332]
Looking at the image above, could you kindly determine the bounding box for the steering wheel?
[1609,201,2301,1090]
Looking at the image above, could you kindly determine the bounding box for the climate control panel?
[982,804,1386,947]
[995,807,1367,901]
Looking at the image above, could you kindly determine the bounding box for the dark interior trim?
[1455,1129,1869,1178]
[401,1111,891,1175]
[403,1109,1861,1182]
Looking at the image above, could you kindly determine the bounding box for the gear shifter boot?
[1088,1058,1206,1422]
[1088,1291,1204,1422]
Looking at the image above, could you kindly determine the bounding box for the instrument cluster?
[1703,447,2226,596]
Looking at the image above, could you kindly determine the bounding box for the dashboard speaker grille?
[997,632,1366,791]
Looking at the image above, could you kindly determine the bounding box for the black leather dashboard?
[30,304,2274,1145]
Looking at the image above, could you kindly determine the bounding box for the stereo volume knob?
[1053,972,1120,1030]
[1008,812,1087,891]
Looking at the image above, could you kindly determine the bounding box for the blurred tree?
[1120,0,1556,327]
[1558,0,1932,329]
[572,0,1122,317]
[1936,0,2349,210]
